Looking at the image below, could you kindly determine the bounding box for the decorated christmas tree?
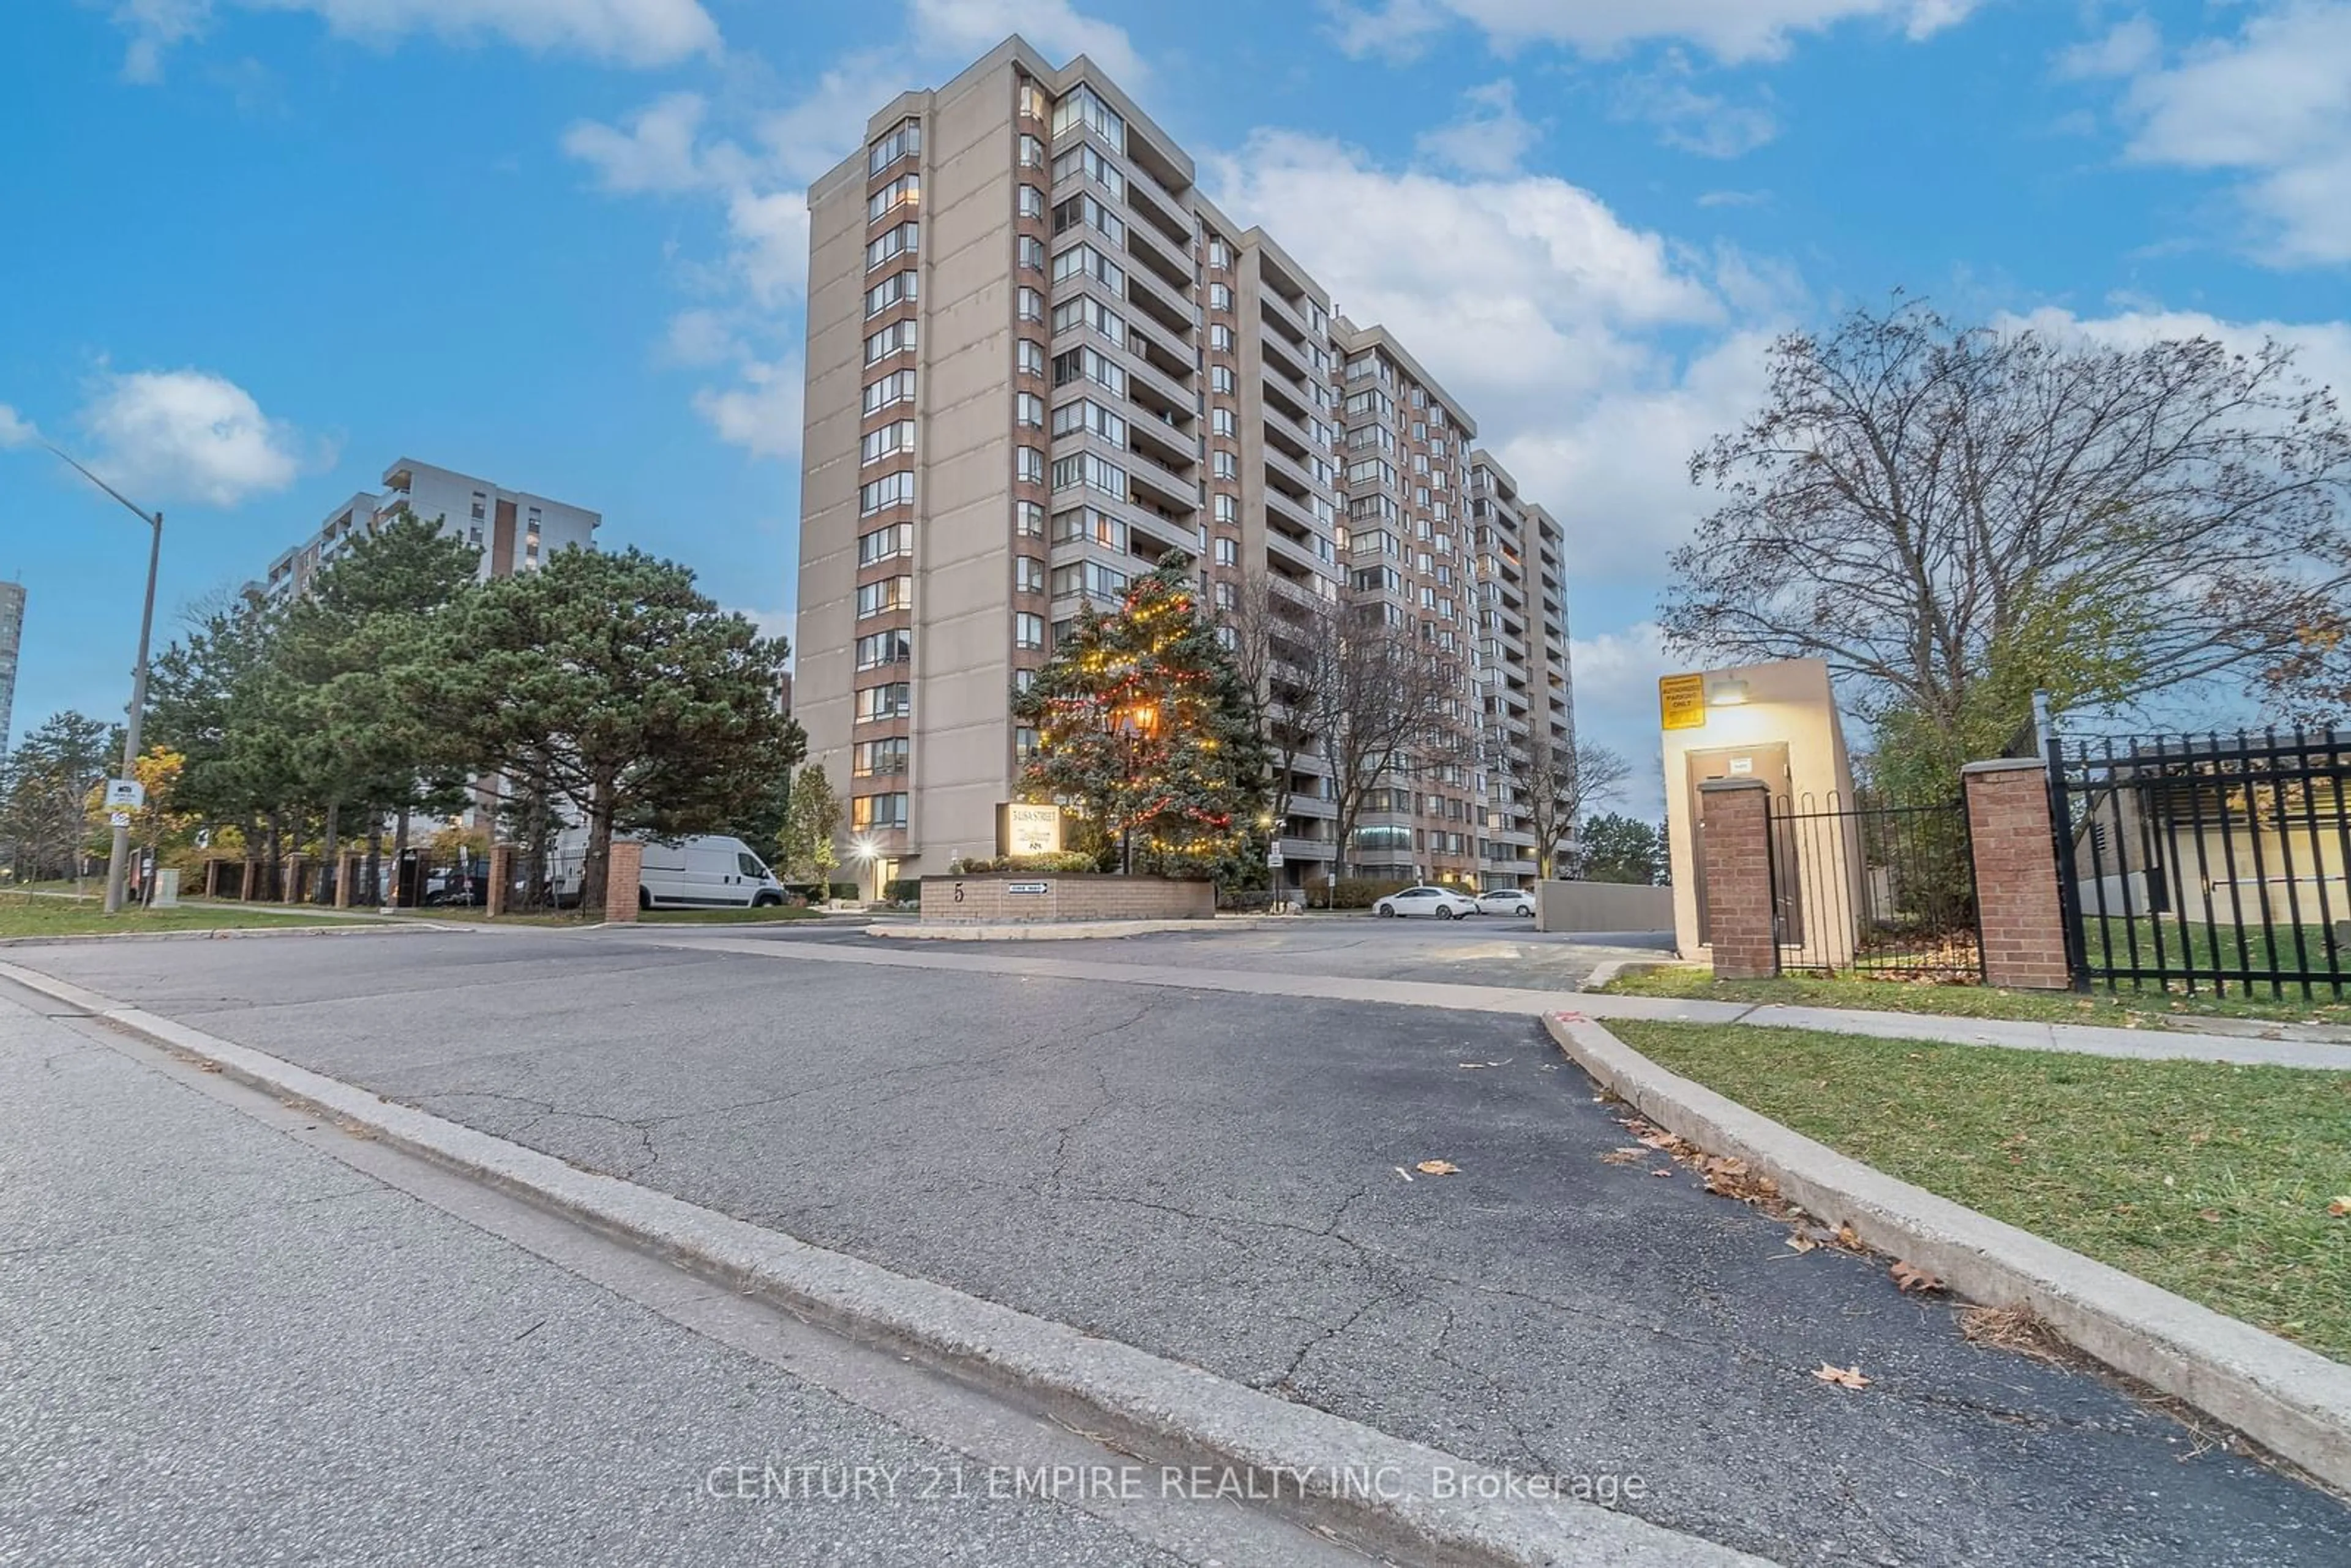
[1010,557,1269,882]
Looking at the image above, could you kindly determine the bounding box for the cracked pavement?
[12,925,2349,1567]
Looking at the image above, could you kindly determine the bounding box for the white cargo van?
[552,831,787,910]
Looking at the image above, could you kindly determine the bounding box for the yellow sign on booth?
[1659,673,1708,731]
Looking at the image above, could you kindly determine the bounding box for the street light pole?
[45,446,164,916]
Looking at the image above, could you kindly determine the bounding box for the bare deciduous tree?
[1663,296,2351,784]
[1501,732,1629,880]
[1294,601,1468,879]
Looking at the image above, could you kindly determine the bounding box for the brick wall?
[1699,779,1777,980]
[605,841,644,925]
[487,845,512,918]
[919,874,1215,925]
[1963,759,2073,990]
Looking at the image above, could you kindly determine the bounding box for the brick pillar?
[1963,759,2075,991]
[1700,778,1778,980]
[203,859,220,898]
[282,855,305,904]
[334,853,356,909]
[486,845,512,918]
[604,841,643,924]
[240,860,258,901]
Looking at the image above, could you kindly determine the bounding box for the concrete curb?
[0,959,1772,1568]
[1543,1009,2351,1494]
[867,919,1223,941]
[0,920,438,949]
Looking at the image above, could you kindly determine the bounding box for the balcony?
[1122,158,1193,250]
[1125,445,1200,516]
[1123,260,1195,339]
[1259,324,1311,386]
[1262,443,1316,501]
[1123,215,1192,294]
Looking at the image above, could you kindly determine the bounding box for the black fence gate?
[1767,791,1982,979]
[2047,729,2350,999]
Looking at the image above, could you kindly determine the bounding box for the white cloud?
[0,404,37,449]
[909,0,1145,85]
[1997,305,2351,410]
[1695,188,1771,208]
[661,307,738,367]
[1612,51,1779,157]
[562,91,743,194]
[2085,2,2351,266]
[1326,0,1978,64]
[2054,13,2159,81]
[1565,621,1674,812]
[76,368,312,508]
[1414,79,1541,176]
[110,0,718,80]
[691,357,804,460]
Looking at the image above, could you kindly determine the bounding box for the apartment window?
[1212,581,1234,610]
[1052,143,1124,197]
[1210,408,1235,437]
[1417,486,1431,507]
[1013,667,1038,694]
[1015,341,1046,380]
[1016,287,1045,323]
[1051,84,1126,153]
[858,471,917,515]
[1002,555,1043,596]
[1346,457,1397,488]
[853,737,910,777]
[1017,184,1045,220]
[1346,423,1394,452]
[864,320,918,364]
[852,792,909,830]
[1050,397,1127,446]
[1016,392,1046,429]
[1017,235,1044,272]
[1050,560,1128,599]
[1210,366,1234,394]
[1014,611,1046,650]
[1051,294,1125,347]
[1052,346,1127,397]
[1051,243,1123,292]
[1210,324,1234,352]
[1207,237,1231,269]
[1017,132,1045,169]
[858,522,915,566]
[1015,499,1044,538]
[868,118,921,176]
[863,369,917,413]
[1214,537,1238,567]
[1051,451,1127,498]
[1015,727,1039,762]
[1411,386,1428,408]
[1016,445,1046,484]
[868,174,920,223]
[524,541,539,565]
[467,524,482,548]
[1213,494,1237,525]
[1208,282,1232,311]
[470,491,486,520]
[860,420,916,465]
[1216,624,1236,650]
[856,683,912,722]
[1052,192,1125,246]
[1211,451,1237,480]
[1018,81,1049,122]
[857,576,913,619]
[855,629,912,671]
[1053,505,1126,550]
[866,221,918,271]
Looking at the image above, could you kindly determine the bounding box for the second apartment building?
[794,34,1573,895]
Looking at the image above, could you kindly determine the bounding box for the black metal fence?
[1767,791,1982,979]
[2048,729,2349,999]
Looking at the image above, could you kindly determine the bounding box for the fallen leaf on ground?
[1785,1234,1818,1254]
[1415,1160,1460,1176]
[1599,1147,1646,1166]
[1960,1304,2068,1364]
[1813,1363,1872,1390]
[1891,1261,1943,1294]
[2330,1197,2351,1218]
[1651,1168,1674,1178]
[2197,1208,2225,1223]
[1834,1222,1863,1251]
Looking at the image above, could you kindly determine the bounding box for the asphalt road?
[0,981,1359,1568]
[9,925,2347,1566]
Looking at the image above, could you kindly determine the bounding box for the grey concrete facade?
[253,456,599,601]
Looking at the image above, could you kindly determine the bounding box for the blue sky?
[4,0,2347,806]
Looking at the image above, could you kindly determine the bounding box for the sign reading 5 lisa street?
[1658,674,1707,732]
[997,802,1063,858]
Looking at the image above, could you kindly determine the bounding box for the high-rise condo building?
[255,457,599,601]
[1470,451,1577,878]
[0,580,24,758]
[793,35,1573,895]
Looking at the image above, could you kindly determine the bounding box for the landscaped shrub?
[882,878,922,904]
[1327,877,1411,909]
[827,882,860,902]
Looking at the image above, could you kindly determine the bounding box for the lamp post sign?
[105,779,147,811]
[997,802,1063,858]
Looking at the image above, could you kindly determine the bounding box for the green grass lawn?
[1611,1021,2351,1364]
[0,893,385,939]
[1602,964,2351,1031]
[2079,915,2342,990]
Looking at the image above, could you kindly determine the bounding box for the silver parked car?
[1373,885,1480,920]
[1474,888,1537,918]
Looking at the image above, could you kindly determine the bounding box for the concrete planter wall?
[918,873,1215,925]
[1534,879,1675,934]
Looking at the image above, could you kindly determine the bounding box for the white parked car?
[1474,888,1537,918]
[1373,885,1480,920]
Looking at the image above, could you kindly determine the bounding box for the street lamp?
[1112,701,1160,876]
[852,836,879,902]
[45,445,163,917]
